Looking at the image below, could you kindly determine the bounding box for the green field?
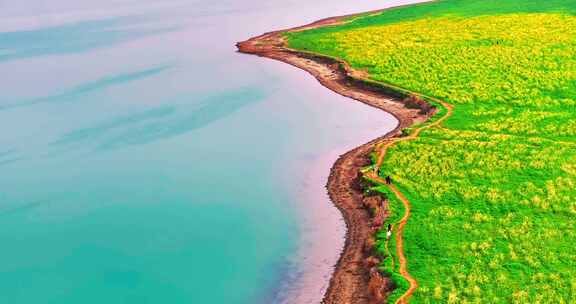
[287,1,576,303]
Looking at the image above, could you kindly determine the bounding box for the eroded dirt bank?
[237,9,431,304]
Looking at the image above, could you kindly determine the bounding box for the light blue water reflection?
[0,0,416,303]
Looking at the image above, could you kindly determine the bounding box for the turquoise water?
[0,1,413,303]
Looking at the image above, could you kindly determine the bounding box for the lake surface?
[0,1,419,303]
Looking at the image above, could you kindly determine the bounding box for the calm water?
[0,1,419,303]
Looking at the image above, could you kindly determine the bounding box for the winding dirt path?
[237,3,449,303]
[374,100,453,172]
[237,12,429,304]
[389,184,416,304]
[366,99,452,303]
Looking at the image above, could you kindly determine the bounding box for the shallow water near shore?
[0,1,420,303]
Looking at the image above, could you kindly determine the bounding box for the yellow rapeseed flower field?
[289,6,576,304]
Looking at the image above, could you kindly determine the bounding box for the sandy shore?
[237,6,431,303]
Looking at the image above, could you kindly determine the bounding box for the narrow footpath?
[237,5,452,303]
[366,99,453,304]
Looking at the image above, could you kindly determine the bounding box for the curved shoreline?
[237,7,431,303]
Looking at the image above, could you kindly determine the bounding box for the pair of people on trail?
[386,224,392,240]
[385,176,392,185]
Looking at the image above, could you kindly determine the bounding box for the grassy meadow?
[287,1,576,303]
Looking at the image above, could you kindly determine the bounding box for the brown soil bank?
[237,10,432,304]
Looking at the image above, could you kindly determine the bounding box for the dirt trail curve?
[390,184,416,304]
[237,5,450,303]
[366,99,452,304]
[237,10,429,304]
